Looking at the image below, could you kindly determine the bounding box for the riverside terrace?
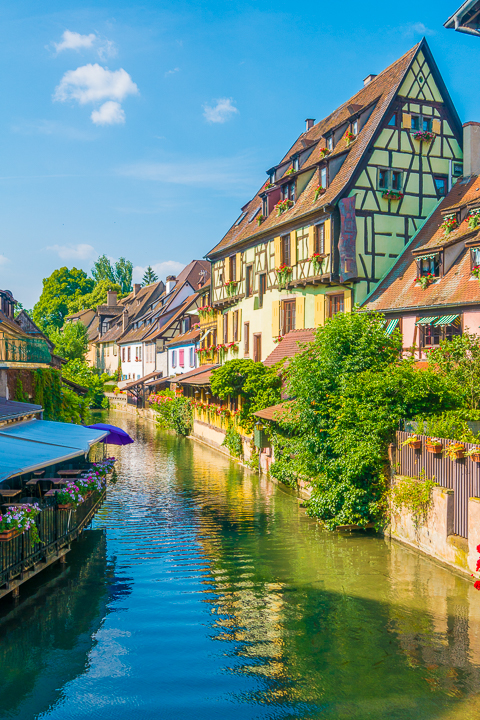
[0,398,124,600]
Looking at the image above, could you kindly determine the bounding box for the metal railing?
[0,337,51,364]
[0,491,106,588]
[395,431,480,539]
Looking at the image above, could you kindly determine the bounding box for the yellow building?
[205,40,463,362]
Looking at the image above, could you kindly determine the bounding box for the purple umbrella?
[86,423,134,445]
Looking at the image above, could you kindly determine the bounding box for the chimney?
[166,275,176,294]
[122,309,128,332]
[305,118,315,131]
[463,122,480,177]
[107,290,117,307]
[133,283,141,296]
[363,74,377,87]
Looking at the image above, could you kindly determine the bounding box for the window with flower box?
[417,253,441,278]
[411,115,432,132]
[471,247,480,268]
[282,181,295,203]
[378,168,403,192]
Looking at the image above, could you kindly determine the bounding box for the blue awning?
[0,420,108,482]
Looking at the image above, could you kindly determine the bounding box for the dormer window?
[262,196,268,217]
[282,181,295,203]
[327,136,333,151]
[320,166,327,188]
[471,246,480,268]
[352,120,358,135]
[292,156,299,172]
[417,253,441,278]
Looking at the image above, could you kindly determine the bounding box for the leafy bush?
[150,390,193,436]
[390,473,437,527]
[222,426,243,458]
[48,322,89,361]
[62,359,110,409]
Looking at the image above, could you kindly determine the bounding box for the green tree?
[114,257,133,293]
[427,330,480,410]
[142,266,158,285]
[62,358,110,409]
[48,322,89,362]
[91,255,116,284]
[67,279,123,314]
[33,267,94,330]
[210,359,282,432]
[91,255,133,293]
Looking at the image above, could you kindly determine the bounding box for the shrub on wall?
[150,390,193,436]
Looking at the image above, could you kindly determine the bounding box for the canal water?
[1,411,480,719]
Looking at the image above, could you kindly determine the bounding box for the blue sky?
[1,0,480,308]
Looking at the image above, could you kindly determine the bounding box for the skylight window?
[235,212,247,226]
[248,207,261,223]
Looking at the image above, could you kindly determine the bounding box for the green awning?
[433,314,460,326]
[385,319,399,335]
[416,316,438,326]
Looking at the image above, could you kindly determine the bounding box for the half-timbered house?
[205,39,463,362]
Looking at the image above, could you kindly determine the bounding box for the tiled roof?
[363,177,480,312]
[263,328,315,367]
[175,364,220,385]
[207,42,429,259]
[253,401,290,422]
[122,370,164,391]
[166,328,200,347]
[0,311,29,338]
[0,399,43,420]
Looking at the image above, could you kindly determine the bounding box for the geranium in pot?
[401,434,422,450]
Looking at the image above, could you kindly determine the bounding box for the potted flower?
[276,263,292,289]
[264,182,274,190]
[257,214,265,227]
[425,437,443,454]
[415,273,435,290]
[440,215,458,235]
[444,443,466,460]
[472,265,480,280]
[226,342,239,352]
[56,482,85,510]
[273,335,284,343]
[413,131,435,142]
[401,434,422,450]
[314,186,326,202]
[319,147,330,158]
[466,211,480,230]
[344,130,355,146]
[310,252,324,275]
[466,446,480,462]
[285,168,295,175]
[0,505,41,543]
[382,190,403,202]
[275,199,294,216]
[224,280,238,297]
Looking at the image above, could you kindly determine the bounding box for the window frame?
[377,167,403,192]
[246,265,254,298]
[320,166,327,189]
[315,223,325,255]
[471,246,480,268]
[253,333,262,362]
[233,310,239,342]
[327,293,345,318]
[281,234,291,266]
[417,254,441,278]
[244,322,250,357]
[433,175,448,198]
[282,299,296,335]
[258,273,267,308]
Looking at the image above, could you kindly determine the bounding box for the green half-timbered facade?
[204,39,463,363]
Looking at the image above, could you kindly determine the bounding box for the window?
[258,273,267,308]
[292,156,299,172]
[423,117,433,132]
[411,115,420,131]
[418,254,440,278]
[233,310,239,341]
[262,196,268,217]
[235,212,247,226]
[320,166,327,188]
[113,345,117,356]
[246,265,253,297]
[282,300,296,335]
[179,349,184,367]
[453,163,463,177]
[244,322,250,356]
[434,176,448,198]
[472,247,480,267]
[190,347,194,366]
[282,181,295,202]
[281,235,291,266]
[315,224,325,255]
[127,347,131,362]
[327,136,333,151]
[353,120,358,135]
[328,294,344,317]
[377,168,403,192]
[411,115,432,132]
[172,350,177,368]
[122,347,125,362]
[253,333,262,362]
[138,346,142,362]
[249,207,261,223]
[388,113,397,127]
[223,314,228,344]
[422,320,462,348]
[229,255,236,282]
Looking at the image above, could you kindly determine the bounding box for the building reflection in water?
[0,529,132,719]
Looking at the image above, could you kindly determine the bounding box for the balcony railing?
[0,337,51,364]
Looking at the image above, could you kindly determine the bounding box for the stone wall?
[388,478,480,577]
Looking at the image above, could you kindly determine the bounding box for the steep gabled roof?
[363,176,480,313]
[263,329,315,367]
[206,40,461,260]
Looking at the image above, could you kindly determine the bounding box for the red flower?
[476,558,480,572]
[474,580,480,591]
[477,544,480,553]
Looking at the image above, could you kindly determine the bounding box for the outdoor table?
[26,479,39,487]
[57,469,83,477]
[33,471,45,477]
[51,479,69,487]
[44,489,62,497]
[0,489,22,499]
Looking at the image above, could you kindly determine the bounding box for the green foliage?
[150,390,193,436]
[32,367,89,423]
[67,279,123,314]
[210,359,282,432]
[48,322,89,362]
[14,302,33,318]
[62,359,110,409]
[271,311,459,529]
[427,331,480,410]
[14,377,29,403]
[245,446,260,470]
[415,409,480,442]
[390,472,437,527]
[33,267,94,330]
[142,266,159,285]
[92,255,133,293]
[222,426,243,458]
[91,255,117,284]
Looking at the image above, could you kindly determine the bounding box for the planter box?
[470,453,480,463]
[0,529,21,542]
[450,449,465,460]
[408,440,422,450]
[426,444,442,454]
[57,503,74,510]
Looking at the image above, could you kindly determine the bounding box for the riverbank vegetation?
[149,390,193,436]
[268,311,478,529]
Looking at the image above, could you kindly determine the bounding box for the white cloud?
[133,261,185,283]
[400,22,435,37]
[52,30,117,59]
[91,101,125,125]
[46,244,96,261]
[54,30,96,53]
[165,68,180,77]
[203,97,238,124]
[54,64,138,105]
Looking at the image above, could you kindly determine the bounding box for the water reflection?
[2,410,480,719]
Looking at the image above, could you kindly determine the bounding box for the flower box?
[58,503,74,510]
[444,444,466,460]
[426,443,442,454]
[409,440,422,450]
[0,529,20,542]
[470,453,480,463]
